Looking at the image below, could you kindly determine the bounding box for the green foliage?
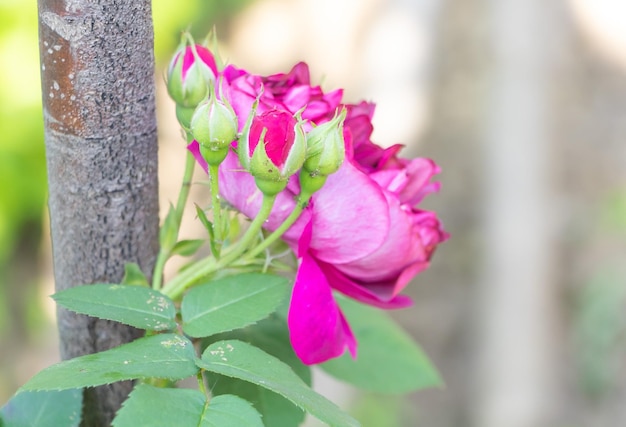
[351,393,412,427]
[322,297,443,394]
[205,316,310,427]
[600,190,626,234]
[195,204,220,257]
[20,334,198,391]
[199,394,264,427]
[113,385,204,427]
[181,273,290,338]
[53,284,177,332]
[574,269,626,396]
[198,340,361,427]
[0,1,47,265]
[0,389,82,427]
[113,385,263,427]
[171,239,205,257]
[152,0,256,64]
[159,204,180,253]
[121,263,150,287]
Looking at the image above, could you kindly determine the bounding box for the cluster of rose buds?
[167,37,345,199]
[166,35,448,365]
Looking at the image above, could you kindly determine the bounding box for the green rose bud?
[303,108,347,176]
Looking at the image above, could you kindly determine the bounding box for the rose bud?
[239,107,306,196]
[304,108,347,176]
[190,82,238,166]
[299,108,347,194]
[166,40,218,108]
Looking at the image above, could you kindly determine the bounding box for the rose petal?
[308,161,390,264]
[288,254,356,365]
[332,190,427,282]
[188,140,208,173]
[217,151,309,240]
[297,218,313,258]
[319,261,414,309]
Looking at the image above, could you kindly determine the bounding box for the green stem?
[161,193,277,300]
[152,150,196,290]
[197,371,209,399]
[244,191,312,261]
[176,150,196,218]
[208,163,222,242]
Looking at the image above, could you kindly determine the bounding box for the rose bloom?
[190,60,448,365]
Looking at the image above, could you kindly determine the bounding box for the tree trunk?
[37,0,159,425]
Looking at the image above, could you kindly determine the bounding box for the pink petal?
[223,64,247,83]
[398,158,442,205]
[288,254,357,365]
[188,140,208,173]
[332,190,427,282]
[366,159,442,206]
[282,85,313,114]
[308,161,390,264]
[218,151,309,241]
[319,261,414,308]
[297,218,313,258]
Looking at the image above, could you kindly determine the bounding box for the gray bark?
[37,0,159,425]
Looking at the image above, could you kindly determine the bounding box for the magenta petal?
[297,219,313,258]
[319,261,414,309]
[288,254,357,365]
[188,140,208,173]
[309,161,390,264]
[282,85,312,114]
[218,151,308,239]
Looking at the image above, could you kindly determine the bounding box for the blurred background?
[1,0,626,426]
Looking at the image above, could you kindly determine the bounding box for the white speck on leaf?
[160,337,187,348]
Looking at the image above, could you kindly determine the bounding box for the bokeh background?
[2,0,626,426]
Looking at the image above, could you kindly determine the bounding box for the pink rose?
[190,62,448,365]
[167,44,218,108]
[222,62,342,130]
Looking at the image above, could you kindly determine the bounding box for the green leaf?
[195,203,219,257]
[321,297,442,394]
[113,385,263,427]
[20,334,198,391]
[53,284,176,332]
[195,203,213,234]
[204,316,310,427]
[210,380,302,427]
[159,203,179,252]
[181,273,290,338]
[121,263,149,287]
[198,340,360,427]
[170,239,205,257]
[200,394,264,427]
[0,389,82,427]
[113,384,204,427]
